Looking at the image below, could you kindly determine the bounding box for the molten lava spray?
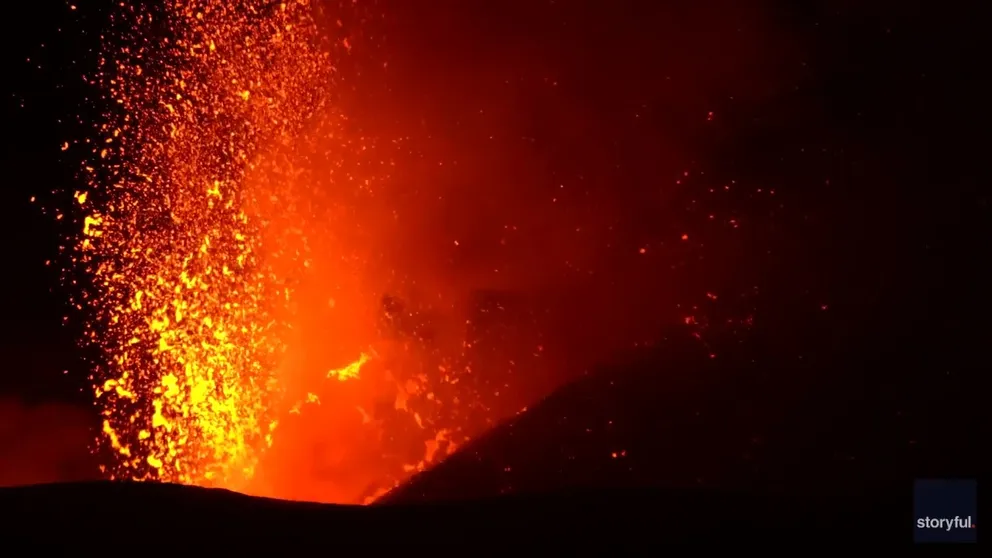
[63,0,778,504]
[68,0,460,503]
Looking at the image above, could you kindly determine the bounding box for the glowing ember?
[71,0,360,490]
[328,353,369,382]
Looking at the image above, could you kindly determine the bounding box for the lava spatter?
[72,0,347,489]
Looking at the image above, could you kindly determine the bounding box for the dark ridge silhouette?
[2,329,977,546]
[0,480,907,545]
[382,327,983,504]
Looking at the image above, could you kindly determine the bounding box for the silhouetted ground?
[2,330,981,546]
[384,330,985,504]
[0,481,907,546]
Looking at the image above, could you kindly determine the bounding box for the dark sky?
[0,0,987,487]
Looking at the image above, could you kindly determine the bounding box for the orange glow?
[68,0,482,504]
[63,0,689,506]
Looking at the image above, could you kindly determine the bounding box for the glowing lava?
[63,0,558,505]
[71,0,367,492]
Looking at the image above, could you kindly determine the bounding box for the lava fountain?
[66,0,484,504]
[63,0,734,505]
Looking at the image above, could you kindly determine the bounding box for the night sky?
[0,0,986,495]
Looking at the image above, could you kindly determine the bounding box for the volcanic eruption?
[51,0,786,505]
[63,0,599,505]
[62,0,460,504]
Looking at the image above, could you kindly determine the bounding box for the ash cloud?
[322,0,803,379]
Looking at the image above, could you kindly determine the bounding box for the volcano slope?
[0,328,982,546]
